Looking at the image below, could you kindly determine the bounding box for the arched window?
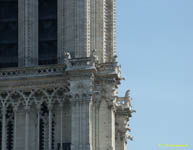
[38,0,57,65]
[6,105,14,150]
[0,0,18,68]
[39,102,55,150]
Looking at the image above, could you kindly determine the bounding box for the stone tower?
[0,0,134,150]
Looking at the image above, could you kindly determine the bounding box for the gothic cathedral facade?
[0,0,134,150]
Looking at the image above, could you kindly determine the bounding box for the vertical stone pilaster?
[103,0,107,62]
[79,99,83,149]
[103,0,116,62]
[99,102,116,150]
[84,96,93,150]
[13,107,18,150]
[58,0,75,58]
[71,94,92,150]
[48,104,53,150]
[59,103,63,150]
[18,0,38,67]
[92,102,100,150]
[92,101,100,150]
[1,107,6,150]
[57,0,65,63]
[24,106,30,150]
[89,0,117,63]
[74,0,90,58]
[58,0,90,59]
[90,0,105,63]
[86,0,91,58]
[71,99,78,150]
[36,105,41,150]
[90,0,96,53]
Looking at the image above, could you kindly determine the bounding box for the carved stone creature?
[64,52,72,68]
[91,49,99,65]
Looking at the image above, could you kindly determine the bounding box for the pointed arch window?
[39,102,55,150]
[6,105,14,150]
[38,0,57,65]
[0,0,18,68]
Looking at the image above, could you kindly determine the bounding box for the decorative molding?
[0,86,70,109]
[0,64,67,80]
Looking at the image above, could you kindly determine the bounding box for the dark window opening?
[0,0,18,68]
[38,0,57,65]
[6,106,14,150]
[39,102,56,150]
[57,143,71,150]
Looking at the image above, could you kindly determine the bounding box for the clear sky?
[116,0,193,150]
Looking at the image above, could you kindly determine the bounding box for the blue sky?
[116,0,193,150]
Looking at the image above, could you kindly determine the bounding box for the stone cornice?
[95,62,121,80]
[0,57,121,81]
[0,64,68,81]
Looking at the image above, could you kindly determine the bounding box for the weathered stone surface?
[0,0,133,150]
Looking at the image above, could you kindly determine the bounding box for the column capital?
[13,105,19,112]
[36,104,41,112]
[48,103,54,111]
[59,102,64,108]
[24,105,30,112]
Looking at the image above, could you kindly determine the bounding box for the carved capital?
[13,104,19,112]
[24,105,30,112]
[47,103,54,111]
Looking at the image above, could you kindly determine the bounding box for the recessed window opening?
[0,0,18,68]
[38,0,58,65]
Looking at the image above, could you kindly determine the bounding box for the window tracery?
[6,105,14,150]
[0,86,69,150]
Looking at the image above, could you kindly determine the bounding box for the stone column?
[48,104,53,150]
[1,106,6,150]
[18,0,38,67]
[24,105,30,150]
[36,105,41,150]
[83,95,93,150]
[13,106,18,150]
[79,99,83,150]
[71,96,79,150]
[59,103,63,150]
